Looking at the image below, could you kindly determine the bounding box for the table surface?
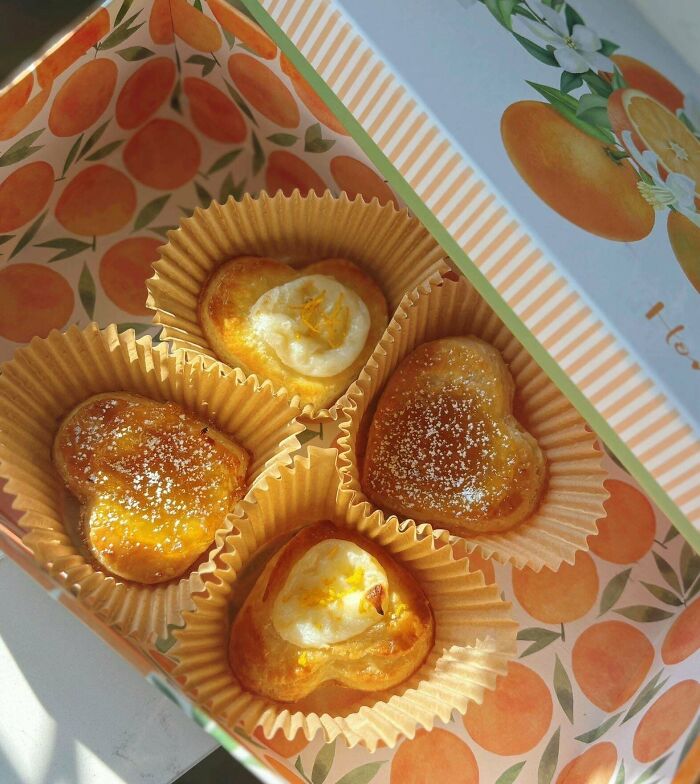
[0,2,698,784]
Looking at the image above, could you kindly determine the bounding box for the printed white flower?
[622,129,700,226]
[679,94,700,137]
[513,0,615,74]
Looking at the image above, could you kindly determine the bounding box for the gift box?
[0,1,698,783]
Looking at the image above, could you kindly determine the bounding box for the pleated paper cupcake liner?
[0,323,304,643]
[337,276,609,571]
[146,190,448,419]
[170,447,518,751]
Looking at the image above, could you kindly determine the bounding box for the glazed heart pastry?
[362,336,546,534]
[53,393,249,584]
[199,256,388,410]
[229,521,434,702]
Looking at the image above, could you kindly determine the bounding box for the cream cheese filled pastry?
[362,336,546,534]
[53,393,249,584]
[199,257,388,410]
[229,522,434,702]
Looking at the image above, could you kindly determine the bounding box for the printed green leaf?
[149,224,178,239]
[305,122,336,153]
[652,551,682,593]
[640,582,683,607]
[0,129,43,166]
[614,761,625,784]
[171,79,182,115]
[600,38,620,56]
[186,54,216,77]
[219,172,246,203]
[560,71,583,93]
[517,627,560,657]
[513,33,558,66]
[35,237,93,262]
[615,605,674,622]
[99,12,144,50]
[678,110,698,134]
[195,181,213,208]
[10,210,46,259]
[495,761,526,784]
[575,712,622,743]
[222,27,236,48]
[62,134,84,177]
[134,195,170,230]
[252,131,265,175]
[268,133,298,147]
[622,669,668,724]
[335,762,384,784]
[294,756,309,782]
[680,541,700,592]
[194,0,203,10]
[311,740,335,784]
[611,67,627,90]
[527,81,614,143]
[633,753,671,784]
[484,0,518,29]
[84,139,124,162]
[79,120,110,160]
[577,93,612,128]
[79,263,96,319]
[114,0,135,26]
[581,71,614,98]
[207,149,242,176]
[662,525,680,545]
[225,81,258,125]
[679,715,700,766]
[298,427,322,446]
[553,655,574,723]
[687,573,700,601]
[538,728,560,784]
[0,234,13,246]
[564,4,585,32]
[117,46,154,61]
[599,568,631,615]
[117,322,153,336]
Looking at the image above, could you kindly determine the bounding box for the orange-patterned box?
[0,2,698,783]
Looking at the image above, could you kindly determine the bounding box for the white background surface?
[0,3,697,784]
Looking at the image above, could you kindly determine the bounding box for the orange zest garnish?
[300,291,350,349]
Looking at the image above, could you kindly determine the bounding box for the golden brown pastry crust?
[198,256,388,410]
[53,392,249,584]
[362,336,546,534]
[228,522,434,703]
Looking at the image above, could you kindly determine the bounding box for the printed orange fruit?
[0,161,54,233]
[100,237,163,316]
[0,73,33,126]
[123,118,201,190]
[0,264,74,343]
[633,680,700,762]
[116,57,176,130]
[0,87,50,142]
[609,89,700,197]
[463,662,552,755]
[668,210,700,293]
[467,548,495,585]
[555,742,617,784]
[572,621,653,712]
[56,164,136,236]
[207,0,276,59]
[171,0,222,52]
[149,0,174,44]
[253,727,308,758]
[264,756,305,784]
[330,155,397,207]
[228,53,300,128]
[662,597,700,665]
[610,55,685,113]
[512,551,598,624]
[280,53,347,135]
[183,77,246,143]
[266,151,326,197]
[501,101,654,242]
[587,479,655,564]
[37,9,110,88]
[391,728,479,784]
[48,59,117,137]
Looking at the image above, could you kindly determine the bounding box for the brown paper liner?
[337,276,609,572]
[146,190,449,419]
[0,323,304,643]
[170,447,518,751]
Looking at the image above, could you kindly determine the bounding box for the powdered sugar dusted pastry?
[362,337,546,534]
[229,522,434,702]
[199,257,388,410]
[53,393,249,584]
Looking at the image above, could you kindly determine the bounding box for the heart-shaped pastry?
[362,337,546,534]
[229,521,434,702]
[53,393,249,584]
[199,257,388,410]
